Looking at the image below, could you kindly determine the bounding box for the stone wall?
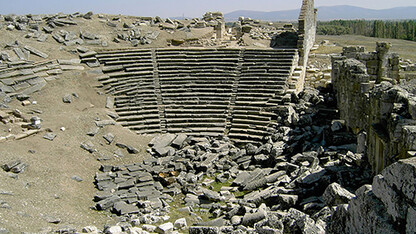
[340,43,400,83]
[297,0,317,67]
[332,43,416,174]
[328,157,416,234]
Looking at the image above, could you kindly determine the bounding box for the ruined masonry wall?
[328,157,416,234]
[332,44,416,174]
[297,0,317,67]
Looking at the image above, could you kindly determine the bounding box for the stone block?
[171,134,188,148]
[149,134,177,148]
[406,206,416,234]
[80,141,96,153]
[381,157,416,204]
[323,182,355,207]
[174,218,187,230]
[189,226,220,234]
[156,222,173,234]
[242,205,267,227]
[113,201,139,215]
[96,195,121,210]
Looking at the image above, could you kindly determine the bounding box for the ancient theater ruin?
[80,0,317,145]
[1,0,416,233]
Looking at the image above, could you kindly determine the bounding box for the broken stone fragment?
[116,142,139,154]
[323,182,355,207]
[80,141,96,153]
[241,204,267,226]
[105,96,114,109]
[29,116,42,129]
[71,175,83,182]
[62,94,72,103]
[103,133,115,144]
[95,119,116,128]
[43,132,57,141]
[2,160,27,174]
[112,201,139,215]
[174,218,187,230]
[155,222,173,234]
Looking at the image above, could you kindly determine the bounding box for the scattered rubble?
[89,86,372,233]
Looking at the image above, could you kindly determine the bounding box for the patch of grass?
[316,35,416,61]
[210,180,232,192]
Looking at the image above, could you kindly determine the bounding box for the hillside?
[225,5,416,21]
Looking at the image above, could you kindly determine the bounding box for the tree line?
[317,20,416,41]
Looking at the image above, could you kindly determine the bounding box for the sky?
[0,0,416,18]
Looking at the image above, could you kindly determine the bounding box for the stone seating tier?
[92,48,298,143]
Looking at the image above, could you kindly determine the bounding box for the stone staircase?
[89,48,298,144]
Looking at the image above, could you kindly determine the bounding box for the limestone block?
[402,125,416,150]
[406,206,416,234]
[381,157,416,204]
[156,222,173,234]
[372,175,407,221]
[346,185,397,234]
[323,182,355,207]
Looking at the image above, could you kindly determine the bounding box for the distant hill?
[224,5,416,22]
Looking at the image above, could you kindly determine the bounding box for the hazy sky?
[1,0,416,18]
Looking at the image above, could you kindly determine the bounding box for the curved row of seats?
[93,48,298,144]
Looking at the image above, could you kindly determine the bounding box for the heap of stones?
[0,41,84,104]
[91,86,373,233]
[235,17,295,44]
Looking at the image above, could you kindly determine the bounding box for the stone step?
[109,80,154,90]
[166,126,225,133]
[115,101,157,108]
[228,133,264,141]
[158,70,238,76]
[117,109,159,117]
[166,117,226,124]
[96,50,152,58]
[237,87,285,93]
[164,104,228,110]
[124,67,154,73]
[235,96,273,102]
[165,128,223,137]
[157,66,239,71]
[244,49,297,54]
[229,128,271,137]
[239,79,287,84]
[102,60,153,67]
[232,118,275,126]
[130,124,162,131]
[236,91,281,97]
[97,53,152,60]
[232,109,276,117]
[229,138,262,145]
[118,113,160,122]
[232,114,271,122]
[136,129,163,135]
[161,83,233,89]
[162,92,231,98]
[116,105,160,112]
[113,86,155,96]
[115,99,158,107]
[125,120,160,127]
[161,88,232,94]
[165,113,226,119]
[241,72,290,77]
[108,71,154,78]
[112,75,154,83]
[230,123,273,132]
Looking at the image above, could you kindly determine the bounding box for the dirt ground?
[1,13,416,232]
[0,68,155,232]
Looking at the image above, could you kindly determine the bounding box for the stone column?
[376,42,391,83]
[215,21,224,40]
